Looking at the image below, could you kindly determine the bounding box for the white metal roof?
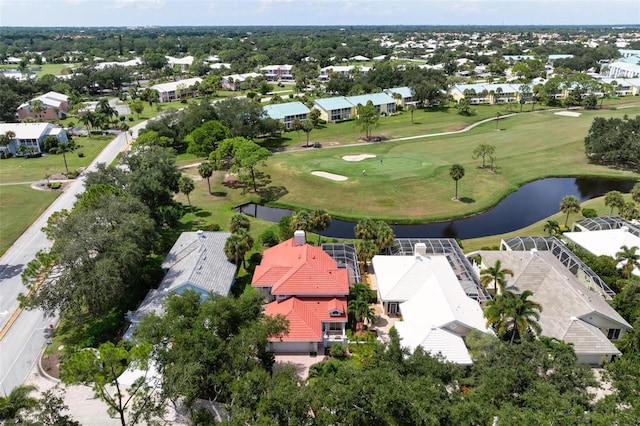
[394,322,474,365]
[0,122,59,139]
[564,229,640,276]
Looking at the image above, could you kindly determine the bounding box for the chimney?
[294,230,306,246]
[621,226,629,232]
[414,243,427,257]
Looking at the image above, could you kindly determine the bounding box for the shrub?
[582,208,598,218]
[260,229,280,247]
[66,169,80,179]
[77,152,85,158]
[48,182,61,190]
[200,223,221,231]
[278,215,294,240]
[128,116,134,122]
[329,343,348,359]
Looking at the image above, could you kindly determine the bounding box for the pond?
[236,177,638,240]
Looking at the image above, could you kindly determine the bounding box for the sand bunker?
[342,154,377,162]
[311,171,348,181]
[554,111,581,117]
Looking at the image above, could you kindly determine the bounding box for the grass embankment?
[0,136,112,256]
[461,193,636,252]
[263,107,640,222]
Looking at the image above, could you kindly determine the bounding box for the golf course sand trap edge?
[342,154,377,162]
[311,171,349,181]
[554,111,581,117]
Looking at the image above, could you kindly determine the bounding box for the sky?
[1,0,640,28]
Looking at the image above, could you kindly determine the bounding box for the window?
[328,322,342,332]
[388,302,399,316]
[607,329,621,340]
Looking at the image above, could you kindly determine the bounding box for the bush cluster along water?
[238,177,638,240]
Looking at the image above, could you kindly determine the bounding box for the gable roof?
[252,238,349,296]
[399,283,487,333]
[394,323,474,365]
[266,297,347,342]
[313,97,354,111]
[18,91,68,110]
[263,102,310,120]
[563,319,620,355]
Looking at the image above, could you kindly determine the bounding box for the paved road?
[0,123,146,395]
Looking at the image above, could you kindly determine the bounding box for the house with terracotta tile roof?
[252,230,350,353]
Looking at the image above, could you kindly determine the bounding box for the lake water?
[237,177,638,240]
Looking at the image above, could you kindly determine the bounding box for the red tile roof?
[251,238,349,296]
[266,297,347,342]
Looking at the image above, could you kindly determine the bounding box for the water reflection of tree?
[575,177,636,199]
[442,221,458,239]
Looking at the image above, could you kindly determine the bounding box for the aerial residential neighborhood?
[2,12,640,424]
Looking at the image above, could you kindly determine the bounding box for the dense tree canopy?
[584,115,640,169]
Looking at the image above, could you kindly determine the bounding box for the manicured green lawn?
[0,135,111,256]
[262,106,640,222]
[0,185,59,256]
[0,135,111,183]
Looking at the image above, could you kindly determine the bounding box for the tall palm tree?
[356,239,378,272]
[407,104,417,124]
[559,195,581,228]
[57,140,76,175]
[0,384,39,422]
[178,175,195,213]
[198,162,214,194]
[616,245,640,278]
[543,220,560,236]
[374,220,395,254]
[348,283,376,332]
[449,164,465,200]
[480,260,514,294]
[604,190,625,216]
[310,209,331,244]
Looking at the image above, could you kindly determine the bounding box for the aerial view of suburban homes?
[2,0,640,424]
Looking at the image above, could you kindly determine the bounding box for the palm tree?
[0,131,13,158]
[407,104,417,124]
[178,175,195,213]
[480,259,514,294]
[356,239,378,272]
[290,210,313,238]
[559,195,581,228]
[631,182,640,204]
[229,212,250,233]
[449,164,465,200]
[605,190,625,216]
[224,229,254,270]
[96,98,118,122]
[484,290,542,344]
[310,209,331,244]
[198,162,214,194]
[616,245,640,278]
[354,218,377,240]
[0,384,39,422]
[374,220,395,253]
[621,202,640,221]
[29,99,45,121]
[348,283,376,332]
[79,110,95,138]
[543,220,560,236]
[56,140,76,175]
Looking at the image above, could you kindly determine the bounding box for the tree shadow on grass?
[259,185,289,202]
[195,209,211,218]
[459,197,476,204]
[211,190,227,197]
